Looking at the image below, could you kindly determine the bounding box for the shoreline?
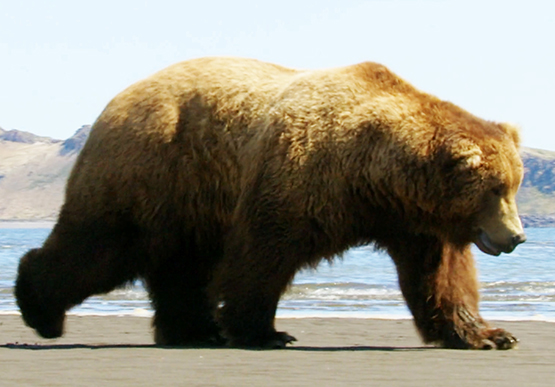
[0,220,55,229]
[1,310,555,323]
[0,315,554,386]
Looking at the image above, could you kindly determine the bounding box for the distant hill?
[0,125,554,226]
[0,125,90,220]
[518,148,555,227]
[0,127,61,144]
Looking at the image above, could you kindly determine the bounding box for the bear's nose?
[511,233,526,248]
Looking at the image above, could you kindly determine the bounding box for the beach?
[0,315,553,386]
[2,227,555,385]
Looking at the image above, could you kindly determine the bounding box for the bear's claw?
[451,306,519,350]
[227,331,297,349]
[485,328,518,350]
[269,332,297,349]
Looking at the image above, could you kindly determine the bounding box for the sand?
[0,316,553,386]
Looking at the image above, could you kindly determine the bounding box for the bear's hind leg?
[386,235,517,350]
[144,235,223,347]
[146,267,222,347]
[15,218,143,339]
[210,251,298,349]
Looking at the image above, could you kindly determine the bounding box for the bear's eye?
[491,185,504,196]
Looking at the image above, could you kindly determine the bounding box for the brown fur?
[15,57,524,349]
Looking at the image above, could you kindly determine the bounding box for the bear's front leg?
[387,234,518,350]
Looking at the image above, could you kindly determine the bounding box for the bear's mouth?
[473,230,526,256]
[474,231,502,256]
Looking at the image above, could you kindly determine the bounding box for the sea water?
[1,226,554,321]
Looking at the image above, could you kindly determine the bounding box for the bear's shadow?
[1,343,430,351]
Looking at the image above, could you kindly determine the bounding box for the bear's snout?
[475,230,526,256]
[511,233,527,248]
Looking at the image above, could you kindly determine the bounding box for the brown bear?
[15,57,526,349]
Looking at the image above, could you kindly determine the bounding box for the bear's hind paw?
[267,332,297,349]
[227,331,297,349]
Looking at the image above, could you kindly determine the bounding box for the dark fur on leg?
[15,249,66,338]
[210,237,299,349]
[145,232,225,347]
[15,218,142,339]
[147,272,224,347]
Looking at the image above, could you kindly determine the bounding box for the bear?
[15,57,526,349]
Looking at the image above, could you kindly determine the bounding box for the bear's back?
[65,58,307,227]
[147,57,303,117]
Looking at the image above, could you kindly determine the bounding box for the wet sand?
[0,315,553,386]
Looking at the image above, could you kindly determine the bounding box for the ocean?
[1,226,554,321]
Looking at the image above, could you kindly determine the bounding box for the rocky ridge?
[0,125,90,220]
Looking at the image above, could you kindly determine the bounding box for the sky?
[1,0,554,150]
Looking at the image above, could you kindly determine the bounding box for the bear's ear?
[498,122,521,147]
[452,139,483,171]
[462,153,482,169]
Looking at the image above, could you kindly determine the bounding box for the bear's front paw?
[480,328,518,350]
[438,307,519,350]
[449,307,519,350]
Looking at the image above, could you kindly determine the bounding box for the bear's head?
[432,122,526,256]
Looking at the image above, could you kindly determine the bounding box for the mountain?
[59,125,92,156]
[0,125,554,225]
[0,127,61,144]
[0,125,90,220]
[517,148,555,227]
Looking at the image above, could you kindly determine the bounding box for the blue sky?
[1,0,554,150]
